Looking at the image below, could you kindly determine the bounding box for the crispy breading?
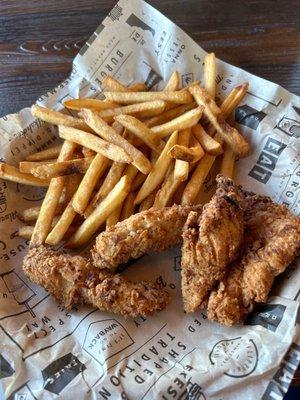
[181,175,244,313]
[207,192,300,326]
[23,246,169,318]
[92,204,202,271]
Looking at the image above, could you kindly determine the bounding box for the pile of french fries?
[0,53,249,248]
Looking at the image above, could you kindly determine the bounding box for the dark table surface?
[0,0,299,394]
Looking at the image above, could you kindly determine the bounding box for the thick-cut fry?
[30,156,94,179]
[68,176,130,248]
[26,144,62,161]
[64,98,118,112]
[0,163,49,187]
[135,131,178,205]
[106,203,123,228]
[189,85,249,156]
[19,160,56,174]
[104,90,193,105]
[168,144,204,163]
[95,101,166,122]
[115,114,165,153]
[151,107,203,138]
[192,124,223,155]
[30,141,77,245]
[80,109,151,174]
[120,192,135,221]
[153,164,181,209]
[220,82,249,119]
[31,105,91,131]
[139,190,157,211]
[204,53,216,99]
[181,154,215,205]
[220,145,236,179]
[174,129,190,181]
[128,82,148,92]
[144,102,197,128]
[102,76,127,92]
[123,163,139,184]
[111,121,124,135]
[72,154,109,215]
[59,125,132,163]
[164,71,180,91]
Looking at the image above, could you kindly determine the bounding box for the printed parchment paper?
[0,1,299,399]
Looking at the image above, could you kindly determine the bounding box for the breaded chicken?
[23,246,169,318]
[207,192,300,326]
[92,204,201,271]
[181,175,244,313]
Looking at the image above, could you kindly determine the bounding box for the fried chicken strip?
[92,204,202,271]
[181,175,244,313]
[207,193,300,326]
[23,246,169,318]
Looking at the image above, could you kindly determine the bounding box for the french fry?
[30,156,94,179]
[102,76,127,92]
[151,107,203,138]
[189,85,249,156]
[68,175,130,248]
[106,203,123,228]
[0,163,49,187]
[134,131,178,205]
[95,101,166,122]
[128,82,148,92]
[19,160,56,174]
[18,206,45,222]
[72,154,109,214]
[123,163,139,184]
[104,90,193,105]
[130,172,147,191]
[80,109,152,174]
[115,114,165,153]
[62,174,83,205]
[25,144,62,161]
[192,124,223,155]
[144,102,197,128]
[139,190,157,211]
[120,192,135,221]
[168,144,204,163]
[220,82,249,119]
[19,220,76,240]
[81,147,96,157]
[31,140,77,245]
[174,128,190,181]
[220,145,236,179]
[153,164,181,209]
[31,105,91,131]
[204,52,216,99]
[181,154,215,205]
[111,121,124,135]
[164,71,180,91]
[64,98,118,111]
[59,125,132,163]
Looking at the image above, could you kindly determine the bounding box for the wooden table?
[0,0,299,394]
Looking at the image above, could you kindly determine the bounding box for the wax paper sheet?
[0,0,299,399]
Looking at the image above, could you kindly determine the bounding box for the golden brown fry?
[59,125,132,163]
[151,107,203,138]
[174,128,191,182]
[0,163,49,187]
[144,102,197,128]
[192,124,223,155]
[68,176,130,248]
[104,90,193,105]
[30,141,77,245]
[189,85,249,157]
[115,114,165,153]
[220,82,249,119]
[111,120,124,135]
[26,144,62,161]
[204,52,216,99]
[128,82,148,92]
[220,145,236,179]
[168,144,204,163]
[64,98,118,112]
[72,154,109,215]
[19,160,56,174]
[106,203,123,228]
[80,109,151,174]
[62,174,83,205]
[30,156,94,179]
[82,147,96,157]
[102,76,127,92]
[120,192,135,221]
[31,105,91,131]
[164,71,180,91]
[153,164,181,209]
[181,154,215,205]
[135,131,178,205]
[130,172,147,191]
[139,190,157,211]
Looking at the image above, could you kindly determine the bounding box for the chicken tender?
[207,193,300,326]
[181,175,244,313]
[92,204,201,271]
[23,246,169,318]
